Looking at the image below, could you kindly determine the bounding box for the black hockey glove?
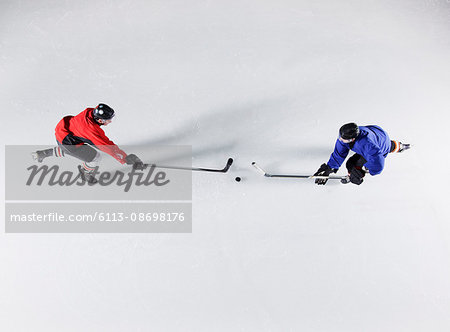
[313,163,337,185]
[349,167,365,185]
[125,154,145,170]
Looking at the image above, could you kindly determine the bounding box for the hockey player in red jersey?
[32,103,143,183]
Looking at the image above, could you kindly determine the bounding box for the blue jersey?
[327,125,391,175]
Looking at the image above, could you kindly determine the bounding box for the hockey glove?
[313,163,337,185]
[125,154,145,170]
[349,167,365,185]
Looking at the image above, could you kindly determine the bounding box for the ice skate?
[78,165,98,184]
[31,150,52,163]
[341,175,351,184]
[398,143,411,153]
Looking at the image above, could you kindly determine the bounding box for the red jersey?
[55,108,127,164]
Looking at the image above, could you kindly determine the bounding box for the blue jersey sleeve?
[327,139,350,170]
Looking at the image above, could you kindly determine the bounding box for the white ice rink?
[1,0,450,331]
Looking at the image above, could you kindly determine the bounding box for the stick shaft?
[252,162,347,180]
[143,158,233,173]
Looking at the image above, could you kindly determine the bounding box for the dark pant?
[346,154,366,173]
[390,141,395,152]
[57,135,98,163]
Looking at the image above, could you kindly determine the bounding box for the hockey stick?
[142,158,233,173]
[252,162,348,180]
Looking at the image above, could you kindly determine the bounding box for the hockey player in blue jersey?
[314,123,410,185]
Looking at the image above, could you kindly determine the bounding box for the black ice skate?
[398,143,411,153]
[31,149,53,163]
[341,175,351,184]
[78,165,98,184]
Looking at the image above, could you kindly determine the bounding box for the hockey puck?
[235,177,241,182]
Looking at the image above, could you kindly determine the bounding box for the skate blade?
[31,152,42,163]
[399,143,411,153]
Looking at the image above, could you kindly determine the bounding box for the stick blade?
[252,162,269,176]
[221,158,234,172]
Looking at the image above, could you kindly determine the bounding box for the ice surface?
[1,0,450,331]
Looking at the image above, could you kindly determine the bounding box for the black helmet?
[339,123,360,140]
[93,104,115,120]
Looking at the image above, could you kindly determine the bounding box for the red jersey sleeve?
[88,126,128,164]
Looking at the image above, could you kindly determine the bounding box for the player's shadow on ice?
[130,95,335,168]
[132,96,294,160]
